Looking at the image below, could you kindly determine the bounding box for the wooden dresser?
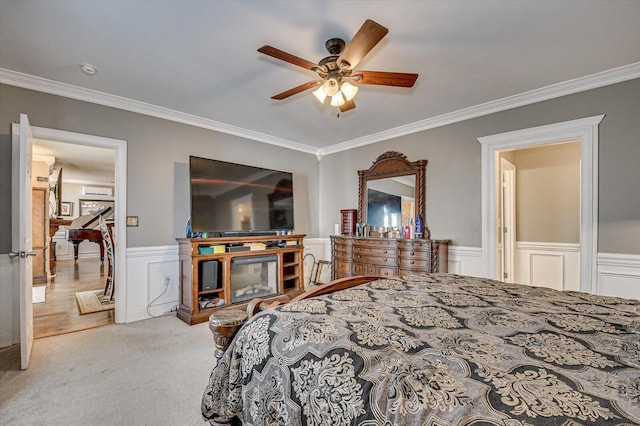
[331,235,449,280]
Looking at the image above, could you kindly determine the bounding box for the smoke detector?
[80,63,98,75]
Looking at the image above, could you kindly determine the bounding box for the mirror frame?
[358,151,430,238]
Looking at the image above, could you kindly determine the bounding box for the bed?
[202,273,640,425]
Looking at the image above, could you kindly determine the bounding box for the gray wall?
[320,78,640,254]
[0,84,320,252]
[2,79,639,254]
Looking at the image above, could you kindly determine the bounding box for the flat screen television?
[189,156,294,236]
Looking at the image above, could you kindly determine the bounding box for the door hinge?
[503,272,508,279]
[503,226,508,233]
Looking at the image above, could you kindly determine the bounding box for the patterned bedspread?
[202,274,640,425]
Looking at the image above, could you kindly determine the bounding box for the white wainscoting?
[597,253,640,300]
[446,246,484,277]
[0,254,18,347]
[125,245,180,323]
[514,242,581,291]
[2,246,638,348]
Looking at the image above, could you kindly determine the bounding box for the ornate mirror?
[357,151,430,238]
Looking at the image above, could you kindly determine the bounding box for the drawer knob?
[384,272,389,276]
[410,260,415,264]
[410,251,415,255]
[384,258,387,262]
[383,250,388,254]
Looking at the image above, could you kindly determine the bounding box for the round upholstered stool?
[208,309,248,361]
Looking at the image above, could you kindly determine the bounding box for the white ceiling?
[2,0,640,156]
[32,138,115,184]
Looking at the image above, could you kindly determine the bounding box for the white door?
[499,158,516,283]
[10,114,35,369]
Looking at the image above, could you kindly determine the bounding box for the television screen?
[189,156,294,235]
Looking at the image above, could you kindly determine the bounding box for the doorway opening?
[497,142,581,290]
[479,115,604,294]
[30,126,127,330]
[33,138,116,337]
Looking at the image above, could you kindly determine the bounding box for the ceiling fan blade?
[258,45,318,71]
[271,80,321,100]
[337,19,389,69]
[353,71,418,87]
[339,99,356,112]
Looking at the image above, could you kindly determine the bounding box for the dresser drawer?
[353,262,397,277]
[378,266,398,278]
[399,257,429,270]
[334,260,351,274]
[353,245,396,256]
[353,253,395,265]
[353,262,376,275]
[333,247,352,259]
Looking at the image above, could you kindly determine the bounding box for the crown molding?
[318,61,640,157]
[3,62,639,159]
[0,68,317,155]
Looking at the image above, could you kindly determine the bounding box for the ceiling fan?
[258,19,418,113]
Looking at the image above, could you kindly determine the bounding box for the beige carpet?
[0,315,216,426]
[74,289,114,314]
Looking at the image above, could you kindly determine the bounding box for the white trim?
[0,69,317,155]
[3,62,639,157]
[478,115,604,294]
[596,253,640,300]
[127,245,178,258]
[447,246,484,277]
[0,254,17,347]
[29,126,128,323]
[514,242,581,291]
[516,241,581,252]
[598,252,640,268]
[317,62,640,156]
[125,245,179,322]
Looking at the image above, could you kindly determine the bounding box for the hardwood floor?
[33,257,114,339]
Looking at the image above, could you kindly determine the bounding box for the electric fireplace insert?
[230,255,278,303]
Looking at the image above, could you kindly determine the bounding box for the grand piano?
[67,206,113,262]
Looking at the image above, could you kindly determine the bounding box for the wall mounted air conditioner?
[82,186,113,197]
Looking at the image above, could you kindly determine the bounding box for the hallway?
[33,257,114,338]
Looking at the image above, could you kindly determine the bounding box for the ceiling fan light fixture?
[330,92,346,107]
[322,78,340,97]
[340,82,358,101]
[312,86,327,103]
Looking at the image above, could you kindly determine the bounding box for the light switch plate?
[126,216,139,227]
